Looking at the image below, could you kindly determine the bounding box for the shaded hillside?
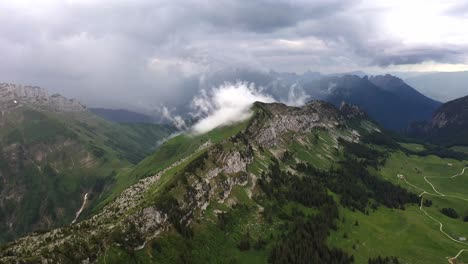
[0,86,175,243]
[407,94,468,145]
[89,108,158,124]
[369,74,440,109]
[301,75,441,130]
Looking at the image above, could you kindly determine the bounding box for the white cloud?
[158,106,187,130]
[283,84,309,106]
[190,82,274,134]
[147,57,205,78]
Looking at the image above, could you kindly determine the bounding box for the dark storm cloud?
[371,46,468,66]
[0,0,467,110]
[194,0,354,33]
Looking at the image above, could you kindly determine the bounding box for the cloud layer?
[1,0,468,110]
[191,82,274,134]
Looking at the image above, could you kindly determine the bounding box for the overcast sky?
[1,0,468,109]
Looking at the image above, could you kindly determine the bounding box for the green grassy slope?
[328,148,468,264]
[0,106,174,243]
[2,102,468,264]
[93,121,250,212]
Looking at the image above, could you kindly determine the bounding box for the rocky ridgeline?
[250,101,361,147]
[94,140,213,223]
[0,101,372,263]
[0,83,86,112]
[0,140,229,263]
[1,138,254,263]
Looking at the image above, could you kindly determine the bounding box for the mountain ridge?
[300,74,441,130]
[0,83,86,113]
[0,100,392,263]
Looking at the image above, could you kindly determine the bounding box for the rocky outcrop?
[251,101,344,147]
[339,102,365,119]
[0,83,86,112]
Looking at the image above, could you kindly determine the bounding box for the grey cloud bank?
[0,0,467,110]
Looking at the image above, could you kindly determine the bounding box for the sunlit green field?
[329,148,468,264]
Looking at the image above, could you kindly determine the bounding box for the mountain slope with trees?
[0,87,175,243]
[0,101,422,263]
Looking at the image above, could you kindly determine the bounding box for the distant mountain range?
[295,74,441,130]
[3,69,448,134]
[175,69,442,131]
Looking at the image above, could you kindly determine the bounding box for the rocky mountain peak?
[369,74,405,86]
[249,100,361,147]
[0,83,86,112]
[339,101,365,119]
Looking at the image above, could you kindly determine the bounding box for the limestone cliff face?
[0,83,86,112]
[249,101,362,147]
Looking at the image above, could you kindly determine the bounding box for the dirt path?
[423,167,468,202]
[398,167,468,263]
[449,249,468,264]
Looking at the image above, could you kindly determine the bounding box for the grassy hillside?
[328,148,468,263]
[0,106,174,243]
[2,102,468,264]
[93,121,250,214]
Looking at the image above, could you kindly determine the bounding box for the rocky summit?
[0,83,86,113]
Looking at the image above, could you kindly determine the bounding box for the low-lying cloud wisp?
[284,84,310,106]
[159,106,188,130]
[190,82,275,134]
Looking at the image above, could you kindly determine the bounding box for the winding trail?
[398,167,468,263]
[71,193,89,224]
[423,167,468,202]
[449,249,468,264]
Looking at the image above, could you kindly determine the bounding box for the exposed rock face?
[0,83,86,112]
[250,101,345,147]
[406,94,468,145]
[339,102,365,119]
[430,95,468,129]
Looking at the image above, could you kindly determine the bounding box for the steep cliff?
[0,83,86,113]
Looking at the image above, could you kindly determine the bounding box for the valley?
[0,86,176,244]
[329,148,468,263]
